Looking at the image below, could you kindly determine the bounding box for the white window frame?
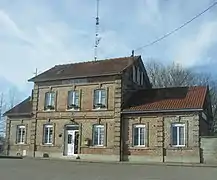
[171,123,185,147]
[68,90,79,109]
[133,124,146,147]
[43,124,53,145]
[17,125,26,144]
[94,89,106,109]
[45,92,55,110]
[93,125,105,146]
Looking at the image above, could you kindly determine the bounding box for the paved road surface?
[0,159,216,180]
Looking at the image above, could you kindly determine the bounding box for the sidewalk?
[27,157,217,168]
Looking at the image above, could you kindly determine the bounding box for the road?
[0,159,216,180]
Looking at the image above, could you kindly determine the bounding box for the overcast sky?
[0,0,217,96]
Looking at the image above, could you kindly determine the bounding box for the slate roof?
[28,56,140,82]
[123,86,207,113]
[3,97,32,116]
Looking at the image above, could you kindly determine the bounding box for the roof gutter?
[28,72,122,82]
[3,112,33,117]
[121,108,203,114]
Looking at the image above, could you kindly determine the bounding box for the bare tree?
[145,59,217,134]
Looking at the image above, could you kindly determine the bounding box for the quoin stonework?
[3,56,213,163]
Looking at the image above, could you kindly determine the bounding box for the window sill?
[43,109,55,112]
[66,108,80,112]
[129,146,148,149]
[15,143,27,146]
[89,146,106,148]
[92,108,108,111]
[41,144,54,146]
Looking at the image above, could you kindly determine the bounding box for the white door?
[67,130,79,156]
[67,130,74,156]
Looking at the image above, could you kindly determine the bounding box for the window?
[93,125,105,146]
[16,125,26,144]
[67,90,79,110]
[44,92,55,110]
[141,72,144,85]
[171,123,185,147]
[43,124,53,145]
[93,89,106,109]
[132,66,136,82]
[133,124,146,146]
[137,68,140,84]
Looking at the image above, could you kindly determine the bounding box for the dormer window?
[93,89,106,109]
[44,92,55,110]
[67,90,79,110]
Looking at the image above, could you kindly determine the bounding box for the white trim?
[171,123,185,147]
[93,125,105,146]
[133,124,146,147]
[44,124,53,145]
[17,125,26,144]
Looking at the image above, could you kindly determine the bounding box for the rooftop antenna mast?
[94,0,101,61]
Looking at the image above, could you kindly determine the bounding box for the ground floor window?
[16,125,26,144]
[133,124,146,146]
[43,124,53,145]
[171,123,185,147]
[93,124,105,146]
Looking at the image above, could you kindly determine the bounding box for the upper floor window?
[43,124,53,145]
[171,123,185,147]
[67,90,79,110]
[44,92,55,110]
[137,68,140,84]
[16,125,26,144]
[93,124,105,146]
[133,124,146,146]
[93,89,106,109]
[141,72,144,85]
[132,66,136,82]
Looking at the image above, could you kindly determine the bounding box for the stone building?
[3,56,212,163]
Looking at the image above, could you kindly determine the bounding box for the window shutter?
[42,125,45,145]
[79,89,82,109]
[106,87,109,108]
[55,91,58,110]
[15,125,18,144]
[53,123,56,145]
[104,123,107,147]
[25,124,28,144]
[146,123,149,147]
[185,122,188,147]
[170,125,173,147]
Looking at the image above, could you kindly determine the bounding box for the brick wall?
[123,113,202,163]
[6,117,32,156]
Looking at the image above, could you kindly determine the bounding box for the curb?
[28,157,217,168]
[0,155,23,159]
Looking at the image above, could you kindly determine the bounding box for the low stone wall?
[200,136,217,164]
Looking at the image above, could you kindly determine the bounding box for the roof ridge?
[54,55,140,67]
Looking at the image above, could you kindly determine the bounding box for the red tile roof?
[123,86,207,112]
[28,56,140,82]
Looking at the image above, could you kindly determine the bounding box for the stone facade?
[122,112,210,163]
[4,56,211,163]
[6,116,32,156]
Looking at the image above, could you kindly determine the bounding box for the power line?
[134,1,217,53]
